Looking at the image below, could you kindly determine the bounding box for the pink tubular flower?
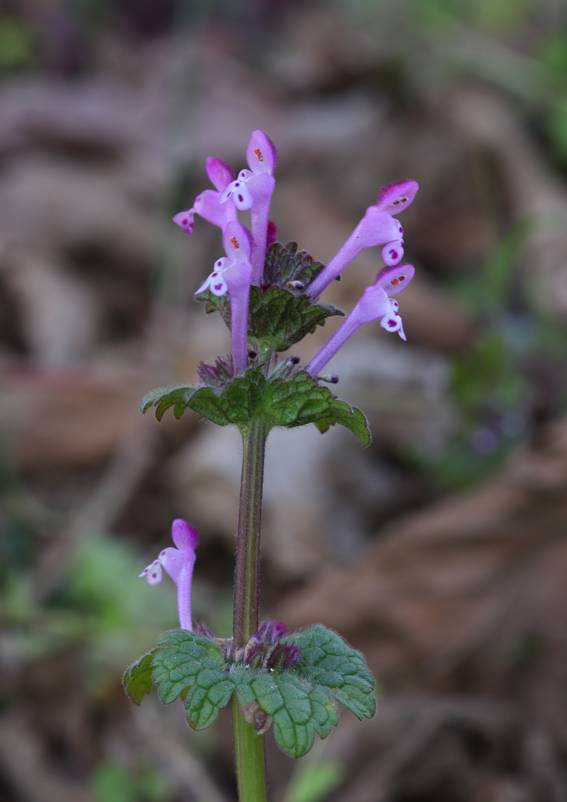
[220,130,277,285]
[306,264,415,377]
[306,180,419,300]
[196,220,253,375]
[172,157,237,236]
[139,519,199,631]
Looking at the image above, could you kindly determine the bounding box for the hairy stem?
[232,419,269,801]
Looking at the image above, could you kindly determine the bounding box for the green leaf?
[285,625,377,721]
[233,667,339,758]
[263,372,371,445]
[140,385,197,421]
[263,242,325,287]
[151,630,232,729]
[122,649,158,705]
[248,287,341,352]
[141,370,371,444]
[284,762,344,802]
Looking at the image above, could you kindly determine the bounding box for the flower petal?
[158,546,187,584]
[376,180,419,215]
[205,157,235,191]
[210,275,228,296]
[381,239,404,266]
[246,171,276,204]
[375,264,415,297]
[355,207,401,249]
[352,284,391,325]
[223,220,252,261]
[172,209,195,236]
[171,518,199,552]
[224,258,253,293]
[380,312,407,341]
[246,129,277,174]
[139,560,163,585]
[194,189,234,228]
[221,178,253,210]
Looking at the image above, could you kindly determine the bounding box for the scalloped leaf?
[234,667,339,758]
[283,625,377,721]
[123,649,158,705]
[262,372,371,445]
[141,370,371,445]
[152,630,224,704]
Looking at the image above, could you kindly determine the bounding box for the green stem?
[232,698,268,802]
[232,419,269,802]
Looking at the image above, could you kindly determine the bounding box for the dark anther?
[248,350,258,359]
[289,356,300,365]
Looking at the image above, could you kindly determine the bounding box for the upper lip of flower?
[219,130,277,211]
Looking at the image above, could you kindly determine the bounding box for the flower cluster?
[173,129,418,381]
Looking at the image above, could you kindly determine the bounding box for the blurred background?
[1,1,567,800]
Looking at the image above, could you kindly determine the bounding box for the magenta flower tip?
[205,157,235,191]
[267,220,277,247]
[376,180,419,215]
[376,263,415,296]
[246,129,277,174]
[223,220,252,261]
[171,518,199,551]
[172,209,195,235]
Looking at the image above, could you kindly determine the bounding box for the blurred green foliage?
[284,760,344,802]
[0,16,36,71]
[90,762,171,802]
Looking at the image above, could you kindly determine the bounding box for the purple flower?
[196,220,253,375]
[220,130,277,284]
[139,519,199,632]
[254,621,288,643]
[306,180,419,299]
[172,157,237,236]
[307,263,415,377]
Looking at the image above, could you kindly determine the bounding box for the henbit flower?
[172,157,237,236]
[306,263,415,377]
[306,180,419,300]
[219,130,277,285]
[196,220,253,375]
[139,519,199,632]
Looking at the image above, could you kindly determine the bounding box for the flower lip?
[172,518,199,551]
[172,209,195,235]
[375,263,415,297]
[223,220,252,260]
[246,129,277,174]
[376,180,419,215]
